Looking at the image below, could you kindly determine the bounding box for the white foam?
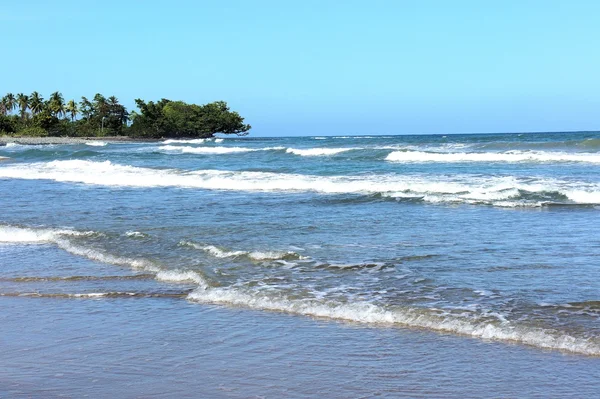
[85,141,107,147]
[125,231,147,238]
[187,287,600,356]
[386,150,600,164]
[198,244,248,258]
[53,238,161,273]
[159,145,257,154]
[156,270,209,288]
[1,160,598,206]
[182,242,306,261]
[71,292,113,298]
[214,138,224,143]
[162,138,210,144]
[286,148,355,156]
[0,225,91,243]
[0,225,160,272]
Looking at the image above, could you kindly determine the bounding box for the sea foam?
[85,141,107,147]
[181,242,306,261]
[386,150,600,164]
[187,286,600,356]
[285,148,355,156]
[1,160,599,206]
[0,225,212,287]
[159,145,257,154]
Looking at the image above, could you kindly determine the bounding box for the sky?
[2,0,600,136]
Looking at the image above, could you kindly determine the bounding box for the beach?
[1,132,599,397]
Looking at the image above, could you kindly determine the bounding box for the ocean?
[1,131,599,398]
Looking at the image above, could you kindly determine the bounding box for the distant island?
[0,92,251,138]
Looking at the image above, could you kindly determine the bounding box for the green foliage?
[129,99,251,138]
[17,126,48,137]
[31,110,59,131]
[0,115,18,135]
[0,91,251,138]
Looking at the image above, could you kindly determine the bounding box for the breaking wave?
[1,160,599,207]
[158,145,286,154]
[161,138,211,144]
[159,145,257,154]
[187,287,600,356]
[85,141,107,147]
[0,291,189,299]
[386,150,600,163]
[180,241,307,261]
[0,225,210,286]
[285,148,356,156]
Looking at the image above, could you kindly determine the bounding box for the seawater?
[1,132,599,397]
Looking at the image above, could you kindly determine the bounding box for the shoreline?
[0,136,161,145]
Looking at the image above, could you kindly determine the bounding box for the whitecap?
[386,150,600,164]
[187,287,600,356]
[286,148,355,156]
[159,145,256,154]
[85,141,107,147]
[1,160,598,207]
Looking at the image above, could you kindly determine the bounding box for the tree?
[79,96,93,120]
[1,91,251,138]
[29,92,44,115]
[129,99,251,138]
[1,93,16,115]
[93,93,108,117]
[48,91,65,118]
[65,100,78,122]
[16,93,29,120]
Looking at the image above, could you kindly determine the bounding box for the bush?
[18,126,48,137]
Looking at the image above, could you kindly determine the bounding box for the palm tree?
[108,96,119,106]
[2,93,16,115]
[16,93,29,120]
[93,93,107,117]
[65,99,78,122]
[29,92,44,115]
[0,97,6,116]
[79,96,93,120]
[48,91,65,118]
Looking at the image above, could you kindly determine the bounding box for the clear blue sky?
[2,1,599,136]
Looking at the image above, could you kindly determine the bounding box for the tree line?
[0,92,251,138]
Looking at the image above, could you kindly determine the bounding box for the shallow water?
[1,132,599,397]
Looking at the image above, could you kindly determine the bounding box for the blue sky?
[2,1,599,136]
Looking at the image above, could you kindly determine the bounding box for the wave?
[2,160,599,207]
[180,241,307,261]
[0,291,189,299]
[159,145,256,154]
[386,150,600,164]
[285,148,356,156]
[159,145,285,154]
[2,274,155,282]
[0,225,155,273]
[161,138,211,144]
[125,231,148,238]
[85,141,107,147]
[0,225,95,243]
[472,137,600,151]
[187,286,600,356]
[0,225,213,288]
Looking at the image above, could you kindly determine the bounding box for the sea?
[1,131,599,398]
